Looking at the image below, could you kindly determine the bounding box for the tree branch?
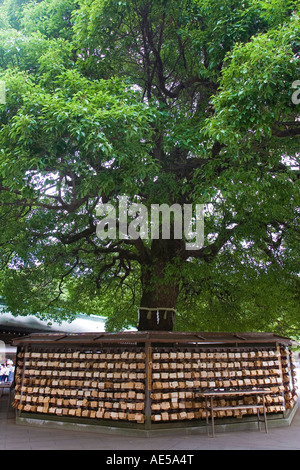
[188,226,238,262]
[272,121,300,138]
[46,256,80,307]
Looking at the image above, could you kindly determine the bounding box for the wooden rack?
[11,331,298,429]
[14,348,146,423]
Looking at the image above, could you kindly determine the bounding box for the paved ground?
[1,389,300,451]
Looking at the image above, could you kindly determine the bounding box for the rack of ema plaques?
[11,331,298,430]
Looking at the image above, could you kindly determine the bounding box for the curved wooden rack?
[11,331,297,429]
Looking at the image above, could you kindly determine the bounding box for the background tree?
[0,0,299,334]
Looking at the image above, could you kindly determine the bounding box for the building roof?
[0,308,106,345]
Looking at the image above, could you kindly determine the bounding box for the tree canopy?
[0,0,299,335]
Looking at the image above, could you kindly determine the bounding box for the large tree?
[0,0,299,334]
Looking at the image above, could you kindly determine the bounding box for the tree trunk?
[138,280,179,331]
[137,239,184,331]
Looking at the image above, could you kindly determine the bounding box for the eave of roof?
[11,330,292,347]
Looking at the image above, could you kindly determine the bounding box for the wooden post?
[18,344,28,416]
[144,337,152,430]
[276,344,286,417]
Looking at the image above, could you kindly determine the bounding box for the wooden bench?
[198,389,269,437]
